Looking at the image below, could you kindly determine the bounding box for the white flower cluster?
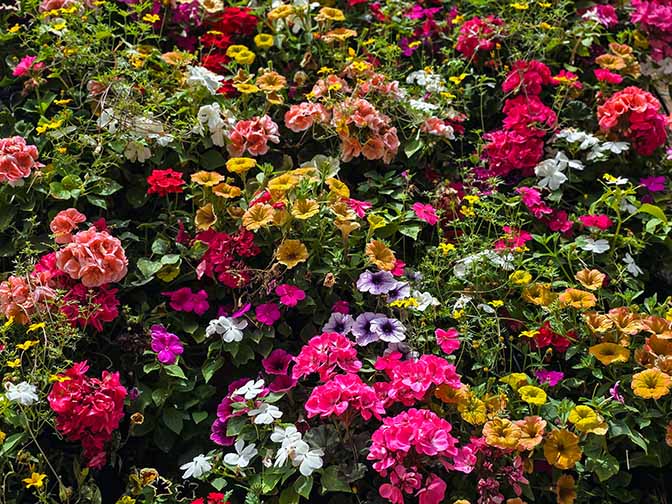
[555,128,629,162]
[534,151,584,191]
[195,103,236,147]
[406,70,445,93]
[271,425,324,476]
[205,315,248,342]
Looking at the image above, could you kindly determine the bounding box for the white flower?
[578,237,610,254]
[4,381,38,406]
[408,98,439,113]
[97,108,118,133]
[556,128,599,150]
[123,140,151,163]
[271,425,302,447]
[535,158,567,191]
[187,65,225,95]
[406,70,445,93]
[601,141,629,155]
[248,403,283,425]
[623,253,643,277]
[411,290,440,312]
[232,379,265,400]
[292,443,324,476]
[180,454,212,479]
[223,440,258,468]
[206,316,248,343]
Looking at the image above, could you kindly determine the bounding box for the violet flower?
[150,324,184,365]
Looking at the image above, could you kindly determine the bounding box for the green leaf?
[191,411,208,424]
[404,138,423,158]
[399,224,421,240]
[95,178,123,196]
[201,150,226,170]
[49,182,72,200]
[294,476,313,499]
[162,407,184,434]
[279,488,300,504]
[320,466,352,494]
[86,195,108,209]
[0,433,26,456]
[137,258,163,278]
[637,203,667,224]
[202,357,224,383]
[164,364,187,380]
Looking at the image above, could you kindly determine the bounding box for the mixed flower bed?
[1,0,672,503]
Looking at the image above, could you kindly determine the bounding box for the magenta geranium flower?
[255,302,281,326]
[162,287,209,315]
[150,324,184,365]
[275,284,306,307]
[435,328,460,355]
[262,349,292,375]
[412,202,439,225]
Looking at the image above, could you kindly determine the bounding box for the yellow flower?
[16,340,39,351]
[556,474,576,504]
[254,34,274,49]
[518,385,547,405]
[212,182,242,199]
[489,300,504,308]
[558,288,597,309]
[291,199,320,220]
[49,374,71,382]
[267,4,294,21]
[23,473,47,489]
[575,268,606,290]
[509,270,532,286]
[8,24,20,33]
[365,240,396,271]
[226,157,256,175]
[452,309,464,320]
[195,203,217,231]
[500,373,529,390]
[234,83,259,94]
[0,430,5,443]
[439,243,455,255]
[545,430,582,471]
[53,98,72,106]
[322,28,358,43]
[116,496,137,504]
[27,322,46,332]
[522,283,556,306]
[242,204,274,231]
[191,171,224,187]
[326,178,350,198]
[256,71,287,93]
[631,368,672,399]
[460,205,475,218]
[589,343,630,365]
[234,50,256,65]
[367,214,386,231]
[142,13,160,23]
[276,240,309,269]
[7,358,21,368]
[458,395,487,425]
[539,22,552,30]
[511,2,529,9]
[449,73,468,85]
[519,329,539,338]
[483,417,522,449]
[568,405,598,430]
[389,297,418,309]
[316,7,345,21]
[225,45,248,57]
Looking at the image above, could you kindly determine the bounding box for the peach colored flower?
[0,136,42,186]
[56,228,128,288]
[284,102,330,133]
[515,415,547,450]
[50,208,87,244]
[227,115,279,157]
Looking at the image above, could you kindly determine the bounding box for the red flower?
[209,7,257,36]
[502,60,552,95]
[147,168,185,196]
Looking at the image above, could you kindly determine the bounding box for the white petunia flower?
[292,443,324,476]
[535,158,567,191]
[187,65,225,95]
[180,454,212,479]
[623,253,643,277]
[123,140,151,163]
[232,379,265,400]
[223,440,257,468]
[206,316,248,343]
[412,290,440,311]
[4,381,39,406]
[248,403,283,425]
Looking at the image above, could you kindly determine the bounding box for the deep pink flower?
[255,302,281,326]
[162,287,209,315]
[332,300,350,314]
[435,328,460,355]
[262,349,293,375]
[12,56,44,77]
[413,202,439,225]
[147,168,185,196]
[502,60,552,95]
[594,68,623,84]
[275,284,305,307]
[150,324,184,365]
[346,198,373,218]
[578,214,613,230]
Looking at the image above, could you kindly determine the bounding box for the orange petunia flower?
[212,182,242,199]
[522,283,556,306]
[483,418,522,450]
[575,268,606,290]
[558,288,596,309]
[191,170,224,187]
[242,204,274,230]
[543,429,582,470]
[276,239,309,269]
[556,474,577,504]
[365,240,396,271]
[515,415,546,451]
[195,203,217,231]
[631,368,672,399]
[589,342,630,365]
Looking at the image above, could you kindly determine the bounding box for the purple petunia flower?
[356,270,398,295]
[535,370,564,387]
[386,281,411,302]
[640,176,666,193]
[150,324,184,365]
[210,419,235,446]
[370,316,406,343]
[322,312,354,335]
[352,312,386,346]
[262,349,293,376]
[268,374,297,393]
[610,381,625,404]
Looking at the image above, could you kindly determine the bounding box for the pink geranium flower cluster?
[0,136,42,186]
[227,115,280,157]
[374,352,462,407]
[195,227,260,288]
[50,208,87,244]
[292,332,362,381]
[0,274,54,325]
[305,373,386,421]
[481,60,555,179]
[631,0,672,60]
[284,102,331,133]
[455,16,503,60]
[48,361,127,469]
[368,408,459,504]
[516,187,574,234]
[597,86,669,156]
[56,227,128,288]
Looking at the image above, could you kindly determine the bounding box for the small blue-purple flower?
[370,316,406,343]
[356,270,398,295]
[352,312,385,346]
[322,312,354,335]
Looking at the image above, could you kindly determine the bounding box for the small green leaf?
[162,407,184,434]
[164,364,187,380]
[637,203,667,224]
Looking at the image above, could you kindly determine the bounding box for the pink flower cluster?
[516,187,573,234]
[284,102,330,133]
[0,136,42,186]
[597,86,669,156]
[292,332,362,381]
[455,16,503,60]
[227,115,280,157]
[50,208,86,244]
[0,274,54,325]
[48,361,127,468]
[631,0,672,60]
[195,227,260,288]
[56,227,128,288]
[368,408,459,504]
[578,213,613,230]
[305,373,386,421]
[374,352,462,407]
[61,284,120,332]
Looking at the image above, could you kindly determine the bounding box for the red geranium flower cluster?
[305,372,386,421]
[48,361,127,469]
[195,227,260,288]
[455,16,503,61]
[147,168,185,196]
[209,7,257,35]
[191,493,229,504]
[597,86,669,156]
[530,321,572,352]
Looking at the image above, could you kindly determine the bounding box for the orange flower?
[631,368,672,399]
[212,182,242,199]
[483,418,522,449]
[515,415,546,451]
[242,204,274,230]
[325,177,350,198]
[607,307,642,336]
[556,474,576,504]
[334,218,360,241]
[595,53,626,70]
[256,70,287,93]
[575,268,605,290]
[522,283,556,306]
[589,343,630,365]
[291,199,320,220]
[583,312,613,334]
[276,239,308,269]
[365,240,396,271]
[641,316,672,339]
[558,288,596,309]
[191,171,224,187]
[543,429,582,470]
[322,28,358,43]
[195,203,217,231]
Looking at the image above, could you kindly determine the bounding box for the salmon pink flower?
[0,136,42,185]
[50,208,87,244]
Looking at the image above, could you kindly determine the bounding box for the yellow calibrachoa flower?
[23,473,47,489]
[389,297,418,309]
[16,340,39,351]
[0,430,5,443]
[482,417,522,449]
[242,204,274,231]
[28,322,46,332]
[365,240,396,271]
[367,214,386,231]
[458,394,487,425]
[191,171,224,187]
[452,309,464,320]
[544,429,582,470]
[631,368,672,399]
[8,24,20,33]
[518,385,547,405]
[234,50,256,65]
[575,268,606,290]
[254,34,274,49]
[589,343,630,365]
[49,374,71,383]
[325,178,350,198]
[276,240,309,269]
[226,157,256,175]
[116,496,137,504]
[449,73,468,85]
[568,405,601,432]
[316,7,345,21]
[142,13,160,23]
[291,199,320,220]
[225,45,248,57]
[556,474,576,504]
[267,4,294,21]
[519,329,539,338]
[195,203,217,231]
[558,288,597,309]
[522,283,556,306]
[511,2,529,9]
[489,300,504,308]
[54,98,72,106]
[234,83,259,94]
[509,270,532,285]
[500,373,529,390]
[438,243,455,255]
[212,183,242,199]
